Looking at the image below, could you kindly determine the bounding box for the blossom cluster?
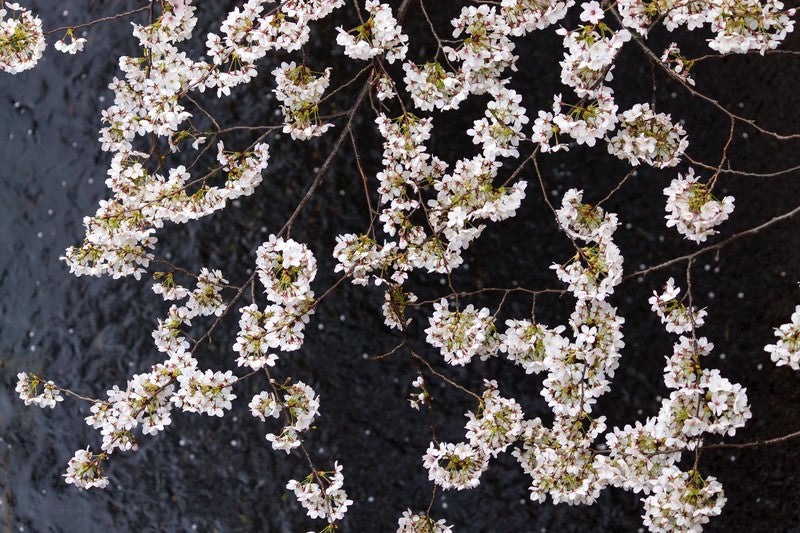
[272,61,333,140]
[0,2,44,73]
[425,300,497,366]
[551,192,623,302]
[397,510,453,533]
[54,29,86,55]
[337,1,408,63]
[607,103,688,168]
[617,0,795,55]
[286,462,353,523]
[15,372,63,408]
[664,168,735,243]
[249,380,320,453]
[765,305,800,370]
[60,0,351,280]
[648,277,707,334]
[334,109,527,297]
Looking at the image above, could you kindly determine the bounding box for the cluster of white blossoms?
[396,510,453,533]
[425,299,497,366]
[650,276,751,442]
[332,233,396,286]
[414,171,748,523]
[556,189,618,242]
[601,419,680,495]
[467,86,529,159]
[15,372,64,408]
[334,109,526,300]
[249,380,320,453]
[642,469,726,532]
[531,4,626,151]
[660,43,696,86]
[286,462,353,523]
[402,61,468,112]
[63,448,109,490]
[0,2,44,73]
[382,285,417,330]
[152,268,229,352]
[607,103,688,168]
[68,348,234,484]
[256,235,317,308]
[54,29,87,55]
[500,0,574,35]
[707,0,796,54]
[420,187,625,501]
[649,277,708,334]
[658,344,752,441]
[423,441,488,491]
[61,0,350,280]
[205,0,345,88]
[617,0,795,55]
[272,61,333,140]
[173,369,237,417]
[552,192,623,302]
[664,168,735,243]
[765,305,800,370]
[558,5,631,98]
[465,380,525,457]
[499,320,567,374]
[237,236,317,359]
[336,1,408,63]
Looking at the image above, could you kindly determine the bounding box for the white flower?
[467,86,529,159]
[403,61,467,111]
[708,0,796,55]
[233,304,280,369]
[551,240,623,301]
[172,369,237,417]
[500,0,574,36]
[500,320,567,374]
[184,267,229,317]
[249,391,281,421]
[579,1,604,25]
[552,88,620,147]
[445,5,516,94]
[555,188,618,242]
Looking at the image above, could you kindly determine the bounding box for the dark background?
[2,1,800,531]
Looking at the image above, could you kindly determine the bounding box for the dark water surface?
[3,2,800,532]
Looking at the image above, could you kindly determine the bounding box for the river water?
[3,1,800,532]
